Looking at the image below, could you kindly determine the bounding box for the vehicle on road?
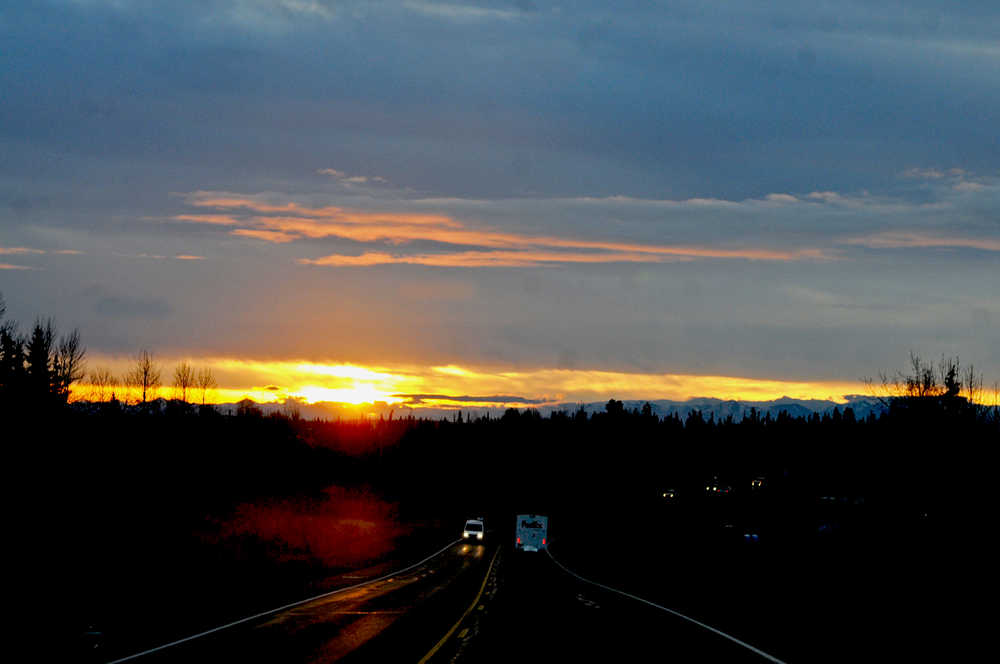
[462,518,485,541]
[515,514,548,552]
[705,477,732,496]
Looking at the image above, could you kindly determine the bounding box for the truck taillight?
[517,537,521,544]
[542,538,546,545]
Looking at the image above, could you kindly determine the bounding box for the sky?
[1,1,998,409]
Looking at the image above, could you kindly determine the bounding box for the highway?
[108,533,783,663]
[426,546,774,664]
[128,540,495,663]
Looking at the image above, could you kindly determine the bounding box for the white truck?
[515,514,548,552]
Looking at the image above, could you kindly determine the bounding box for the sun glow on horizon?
[70,354,869,411]
[294,384,393,405]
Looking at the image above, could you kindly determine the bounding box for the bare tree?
[53,328,86,402]
[962,364,984,405]
[126,349,161,404]
[992,382,1000,421]
[88,367,118,402]
[867,352,989,417]
[173,361,196,402]
[196,367,217,405]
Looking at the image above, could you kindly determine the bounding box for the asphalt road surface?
[113,539,781,663]
[133,540,495,664]
[427,546,773,664]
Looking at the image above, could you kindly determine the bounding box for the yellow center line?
[417,546,501,664]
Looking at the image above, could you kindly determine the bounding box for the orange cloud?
[0,247,46,255]
[186,193,460,227]
[299,249,692,268]
[231,229,300,243]
[0,263,37,270]
[177,192,833,266]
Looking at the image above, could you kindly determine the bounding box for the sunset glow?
[71,355,867,411]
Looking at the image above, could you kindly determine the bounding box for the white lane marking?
[547,549,788,664]
[105,539,463,663]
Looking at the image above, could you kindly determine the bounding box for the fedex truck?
[515,514,548,552]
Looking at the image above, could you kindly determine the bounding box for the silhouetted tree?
[88,367,118,402]
[126,349,161,404]
[25,319,56,400]
[0,296,26,399]
[53,328,86,403]
[173,361,195,402]
[196,367,217,405]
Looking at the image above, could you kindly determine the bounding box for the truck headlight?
[477,533,483,540]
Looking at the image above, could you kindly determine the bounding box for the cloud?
[764,193,798,204]
[231,228,300,243]
[299,249,695,268]
[316,169,389,186]
[0,247,46,255]
[402,2,519,22]
[394,393,546,405]
[902,167,966,180]
[183,191,833,266]
[0,263,37,270]
[844,232,1000,252]
[172,214,241,226]
[75,354,870,406]
[174,254,206,260]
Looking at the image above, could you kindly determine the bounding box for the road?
[133,540,495,664]
[426,546,772,664]
[114,538,780,663]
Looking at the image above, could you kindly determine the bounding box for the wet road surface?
[116,539,781,663]
[138,541,494,664]
[425,546,777,664]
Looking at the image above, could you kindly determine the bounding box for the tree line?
[0,294,85,407]
[86,350,218,406]
[0,293,216,408]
